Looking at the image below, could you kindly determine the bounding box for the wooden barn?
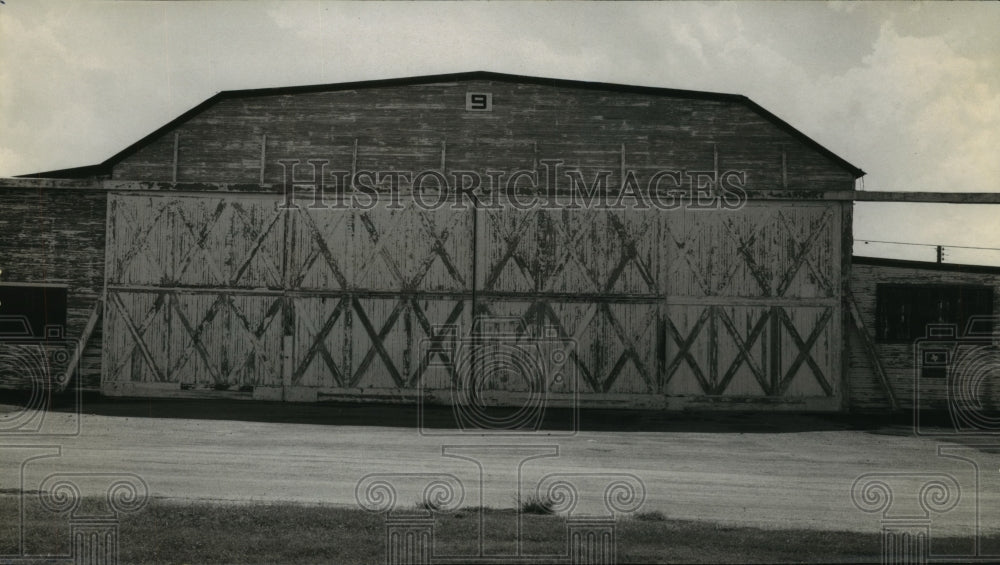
[0,71,870,411]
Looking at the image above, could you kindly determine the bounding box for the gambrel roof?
[22,70,864,179]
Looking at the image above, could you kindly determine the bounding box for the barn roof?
[21,70,865,179]
[853,255,1000,275]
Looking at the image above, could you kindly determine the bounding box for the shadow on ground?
[0,389,925,434]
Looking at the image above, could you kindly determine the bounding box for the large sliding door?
[103,193,841,408]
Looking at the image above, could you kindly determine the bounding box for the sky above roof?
[1,1,998,263]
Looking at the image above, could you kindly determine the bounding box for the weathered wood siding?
[660,203,841,400]
[285,202,474,396]
[848,260,1000,412]
[102,193,475,399]
[103,192,844,408]
[476,202,841,401]
[0,188,106,389]
[111,79,855,192]
[476,205,661,396]
[103,194,286,392]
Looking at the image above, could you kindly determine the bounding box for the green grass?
[0,495,967,564]
[520,493,557,515]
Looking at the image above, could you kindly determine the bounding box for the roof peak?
[214,70,745,102]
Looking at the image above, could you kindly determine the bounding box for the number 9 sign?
[466,92,493,112]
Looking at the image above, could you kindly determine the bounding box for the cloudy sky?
[1,1,998,263]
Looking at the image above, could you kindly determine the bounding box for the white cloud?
[830,23,1000,192]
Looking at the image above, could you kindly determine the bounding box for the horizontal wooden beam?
[101,381,844,411]
[0,177,847,200]
[2,177,997,204]
[0,177,107,190]
[853,191,1000,204]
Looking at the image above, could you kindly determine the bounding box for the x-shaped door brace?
[109,198,286,288]
[471,300,658,394]
[291,295,468,389]
[664,305,833,396]
[667,208,834,298]
[108,291,283,385]
[479,209,658,295]
[292,207,468,292]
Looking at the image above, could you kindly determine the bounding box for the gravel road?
[2,398,998,538]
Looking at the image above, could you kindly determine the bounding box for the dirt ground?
[3,396,1000,538]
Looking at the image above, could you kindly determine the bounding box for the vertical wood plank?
[172,133,179,183]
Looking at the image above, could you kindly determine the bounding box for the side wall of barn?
[0,187,107,389]
[848,259,1000,412]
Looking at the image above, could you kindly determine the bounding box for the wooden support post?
[847,292,898,410]
[172,133,179,183]
[769,306,781,395]
[781,146,788,189]
[712,142,719,195]
[60,296,103,392]
[352,138,358,183]
[259,134,267,186]
[620,143,626,191]
[282,335,293,402]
